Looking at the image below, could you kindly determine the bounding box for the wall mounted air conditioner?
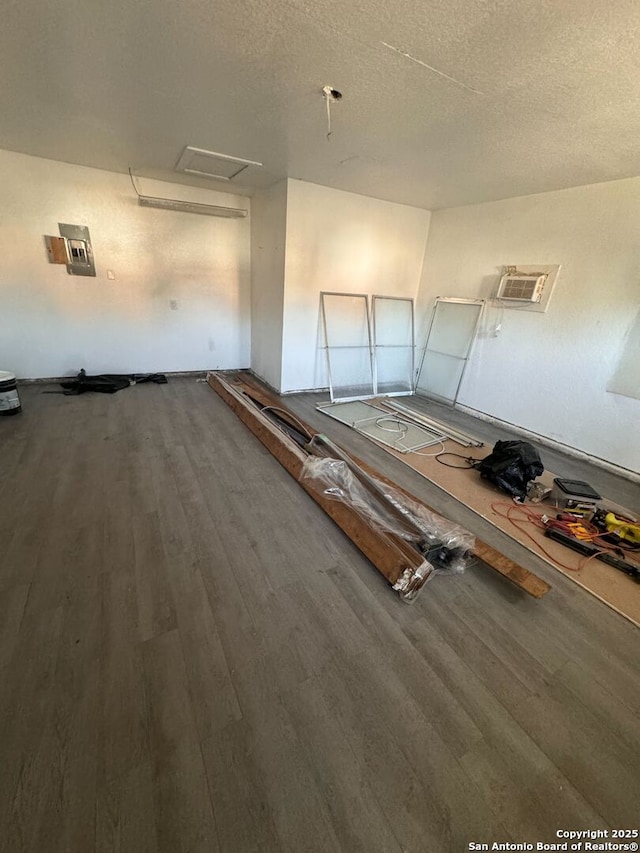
[497,273,547,303]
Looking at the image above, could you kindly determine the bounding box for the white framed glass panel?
[317,400,445,452]
[372,296,415,396]
[321,292,374,401]
[416,298,484,404]
[426,302,483,358]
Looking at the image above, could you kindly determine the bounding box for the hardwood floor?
[0,378,638,852]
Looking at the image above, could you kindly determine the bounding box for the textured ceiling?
[3,0,640,208]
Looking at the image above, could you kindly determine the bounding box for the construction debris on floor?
[317,399,445,452]
[59,368,168,395]
[476,440,544,502]
[208,371,550,601]
[317,392,639,624]
[376,398,484,447]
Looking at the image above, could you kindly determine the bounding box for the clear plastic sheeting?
[299,454,474,577]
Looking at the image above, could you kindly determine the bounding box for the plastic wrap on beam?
[299,455,475,579]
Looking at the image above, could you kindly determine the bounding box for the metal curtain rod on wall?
[128,168,247,218]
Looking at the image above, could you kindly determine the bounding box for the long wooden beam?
[358,463,551,599]
[208,371,550,599]
[233,374,550,598]
[208,371,432,598]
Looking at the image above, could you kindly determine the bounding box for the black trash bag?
[476,440,544,502]
[60,369,167,395]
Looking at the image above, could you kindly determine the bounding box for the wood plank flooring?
[0,378,638,853]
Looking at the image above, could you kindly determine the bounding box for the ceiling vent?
[175,146,262,181]
[497,273,547,303]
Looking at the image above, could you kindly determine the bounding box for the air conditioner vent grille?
[498,274,546,302]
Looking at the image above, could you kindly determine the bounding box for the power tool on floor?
[543,507,640,580]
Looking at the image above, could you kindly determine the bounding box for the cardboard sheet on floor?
[376,441,640,627]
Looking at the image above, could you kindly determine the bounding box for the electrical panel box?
[58,223,95,276]
[45,225,96,276]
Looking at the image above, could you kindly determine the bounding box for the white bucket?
[0,371,21,415]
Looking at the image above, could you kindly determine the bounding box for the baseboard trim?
[281,386,330,396]
[247,369,330,397]
[456,403,640,484]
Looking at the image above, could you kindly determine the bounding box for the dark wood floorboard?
[0,378,638,853]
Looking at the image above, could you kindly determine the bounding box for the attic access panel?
[175,146,262,181]
[320,292,375,402]
[372,295,415,396]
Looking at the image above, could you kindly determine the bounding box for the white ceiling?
[3,0,640,209]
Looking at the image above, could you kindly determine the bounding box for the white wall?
[416,178,640,473]
[0,149,250,378]
[280,179,431,392]
[250,180,287,390]
[609,307,640,400]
